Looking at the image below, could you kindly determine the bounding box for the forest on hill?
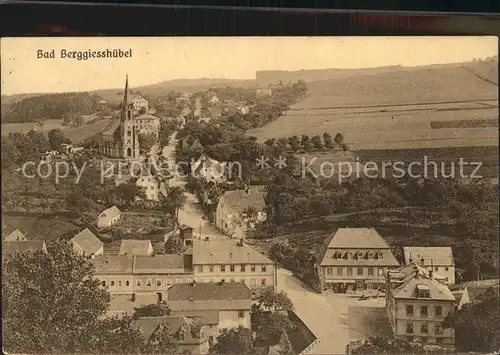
[2,92,103,123]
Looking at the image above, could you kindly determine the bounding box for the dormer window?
[368,251,374,259]
[357,251,363,259]
[378,252,384,260]
[417,284,430,298]
[347,252,353,260]
[178,332,186,341]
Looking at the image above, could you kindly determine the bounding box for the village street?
[277,268,351,354]
[158,133,228,241]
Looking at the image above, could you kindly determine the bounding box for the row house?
[316,228,400,292]
[385,263,456,349]
[192,239,276,298]
[92,254,193,304]
[168,282,252,344]
[403,247,455,285]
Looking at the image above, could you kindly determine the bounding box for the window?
[357,267,363,276]
[230,265,235,272]
[147,279,152,287]
[209,336,214,342]
[435,306,443,317]
[327,267,333,275]
[337,267,343,276]
[261,279,267,286]
[368,252,374,260]
[420,306,428,317]
[406,323,414,334]
[421,323,428,334]
[418,290,430,298]
[347,268,353,276]
[251,266,256,272]
[347,252,353,260]
[198,265,204,272]
[262,266,267,272]
[368,267,374,276]
[157,279,162,287]
[126,281,130,286]
[209,265,214,272]
[378,268,384,276]
[378,252,383,259]
[406,305,414,316]
[435,324,443,334]
[436,337,444,344]
[221,265,226,272]
[445,267,449,271]
[118,280,122,287]
[102,281,106,287]
[238,310,245,318]
[435,267,439,271]
[357,251,363,259]
[110,281,115,286]
[178,333,186,341]
[251,279,257,286]
[241,265,246,272]
[137,280,142,286]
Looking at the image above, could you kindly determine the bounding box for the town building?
[316,228,400,292]
[209,106,223,119]
[215,186,267,238]
[193,108,202,118]
[191,155,227,184]
[40,151,54,163]
[237,105,250,115]
[180,107,192,117]
[448,284,470,310]
[135,315,211,355]
[461,279,500,302]
[403,247,455,285]
[209,95,220,105]
[192,239,276,297]
[119,239,154,256]
[131,95,149,114]
[99,75,141,160]
[167,282,252,336]
[70,228,104,258]
[134,113,161,137]
[385,263,456,349]
[97,205,121,229]
[179,225,194,248]
[256,88,272,97]
[5,229,28,242]
[133,174,161,201]
[92,254,193,303]
[3,240,47,258]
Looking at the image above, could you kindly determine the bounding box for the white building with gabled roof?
[97,205,121,229]
[403,247,455,285]
[70,228,104,258]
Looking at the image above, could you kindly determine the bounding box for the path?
[277,269,350,354]
[160,133,228,241]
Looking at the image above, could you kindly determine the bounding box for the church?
[99,75,141,160]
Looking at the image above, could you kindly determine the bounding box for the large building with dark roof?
[316,228,400,292]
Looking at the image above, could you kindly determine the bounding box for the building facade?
[385,264,456,349]
[134,174,160,201]
[403,247,455,285]
[97,205,121,229]
[317,228,400,292]
[192,239,276,297]
[134,113,160,137]
[131,95,149,114]
[70,228,104,258]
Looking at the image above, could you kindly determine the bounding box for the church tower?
[120,75,140,159]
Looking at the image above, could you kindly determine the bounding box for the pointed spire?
[123,74,131,105]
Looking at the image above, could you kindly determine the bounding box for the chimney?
[420,257,425,267]
[430,259,434,279]
[192,281,196,287]
[246,187,251,194]
[189,297,194,302]
[409,253,413,264]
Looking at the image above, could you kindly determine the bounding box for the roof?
[99,205,121,220]
[131,95,147,102]
[71,228,104,255]
[462,279,500,300]
[135,316,204,344]
[134,114,159,121]
[101,119,121,136]
[92,255,134,274]
[403,247,455,266]
[5,229,27,242]
[133,254,192,274]
[3,240,46,255]
[326,228,391,249]
[217,187,266,215]
[171,310,219,325]
[193,239,273,265]
[389,264,456,301]
[193,155,225,175]
[119,239,152,256]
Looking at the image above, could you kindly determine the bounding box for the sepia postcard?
[1,36,499,355]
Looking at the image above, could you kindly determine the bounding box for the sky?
[1,36,497,95]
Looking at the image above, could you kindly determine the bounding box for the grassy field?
[247,62,498,151]
[1,117,114,144]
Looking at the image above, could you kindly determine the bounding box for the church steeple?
[123,74,131,106]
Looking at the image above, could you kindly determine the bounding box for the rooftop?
[168,282,252,302]
[133,254,192,274]
[217,187,266,215]
[119,239,152,256]
[100,205,121,219]
[93,255,134,274]
[134,114,160,120]
[135,316,204,344]
[403,247,455,266]
[4,229,27,242]
[193,239,273,265]
[326,228,391,249]
[71,228,104,255]
[3,240,46,255]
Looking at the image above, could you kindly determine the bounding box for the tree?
[311,135,323,151]
[288,136,301,152]
[133,302,172,319]
[351,336,434,354]
[3,239,110,353]
[210,326,255,355]
[48,129,72,150]
[256,312,295,346]
[164,186,187,221]
[276,137,289,152]
[443,287,500,353]
[114,183,145,205]
[323,132,334,149]
[334,133,344,146]
[138,132,157,153]
[164,235,186,254]
[264,138,276,148]
[257,289,294,314]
